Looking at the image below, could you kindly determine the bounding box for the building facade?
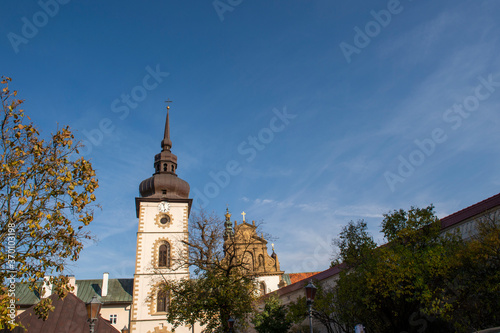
[223,209,284,295]
[130,106,193,333]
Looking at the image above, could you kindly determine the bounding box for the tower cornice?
[135,197,192,218]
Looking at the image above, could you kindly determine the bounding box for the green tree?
[299,205,500,333]
[333,206,456,332]
[164,269,255,333]
[427,213,500,332]
[159,210,258,333]
[332,219,377,267]
[252,295,292,333]
[328,220,379,331]
[287,281,353,333]
[0,77,98,329]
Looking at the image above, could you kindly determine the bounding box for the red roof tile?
[288,272,321,284]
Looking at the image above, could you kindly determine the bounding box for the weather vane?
[165,99,173,110]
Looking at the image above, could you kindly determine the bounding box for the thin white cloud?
[334,204,388,219]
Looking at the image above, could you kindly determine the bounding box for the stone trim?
[134,236,144,273]
[147,282,171,316]
[130,276,141,332]
[130,203,146,333]
[183,205,189,274]
[138,206,146,232]
[151,238,173,269]
[154,212,174,229]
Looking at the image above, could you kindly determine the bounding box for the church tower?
[224,211,284,295]
[130,105,192,333]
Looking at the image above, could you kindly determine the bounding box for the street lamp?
[228,317,235,333]
[86,295,102,333]
[305,280,317,333]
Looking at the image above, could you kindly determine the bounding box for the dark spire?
[161,107,172,151]
[138,101,190,199]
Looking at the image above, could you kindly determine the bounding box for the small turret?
[224,207,234,240]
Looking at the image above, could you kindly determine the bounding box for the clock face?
[158,201,170,213]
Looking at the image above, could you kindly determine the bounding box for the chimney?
[102,272,109,297]
[68,275,78,296]
[42,276,52,298]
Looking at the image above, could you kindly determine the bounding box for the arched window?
[159,243,170,268]
[163,163,168,171]
[171,165,175,172]
[157,290,169,312]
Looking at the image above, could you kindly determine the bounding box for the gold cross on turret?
[241,211,246,222]
[165,99,173,110]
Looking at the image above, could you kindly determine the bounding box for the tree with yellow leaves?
[0,77,98,329]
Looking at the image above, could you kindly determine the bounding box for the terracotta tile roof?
[1,293,120,333]
[272,264,346,298]
[288,272,321,284]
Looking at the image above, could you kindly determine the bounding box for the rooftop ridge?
[441,192,500,229]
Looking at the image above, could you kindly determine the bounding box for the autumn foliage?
[0,77,98,329]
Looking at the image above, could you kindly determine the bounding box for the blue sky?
[1,0,500,279]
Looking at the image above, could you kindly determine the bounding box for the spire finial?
[165,99,172,109]
[162,100,173,151]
